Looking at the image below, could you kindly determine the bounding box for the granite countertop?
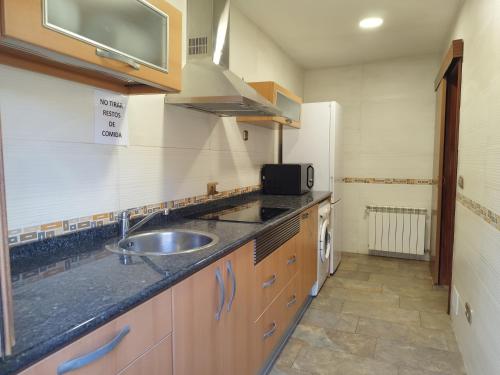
[0,191,331,374]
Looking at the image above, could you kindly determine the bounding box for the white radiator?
[367,206,427,257]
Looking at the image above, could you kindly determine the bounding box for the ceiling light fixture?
[359,17,384,29]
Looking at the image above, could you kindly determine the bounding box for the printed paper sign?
[94,90,129,146]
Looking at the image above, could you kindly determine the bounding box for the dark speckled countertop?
[0,191,331,374]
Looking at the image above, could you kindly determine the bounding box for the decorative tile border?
[457,192,500,231]
[343,177,434,185]
[8,184,261,246]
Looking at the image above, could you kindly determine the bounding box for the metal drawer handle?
[287,294,297,308]
[215,267,225,321]
[226,260,236,312]
[263,322,277,340]
[262,274,277,289]
[96,48,140,70]
[57,325,130,375]
[287,255,297,265]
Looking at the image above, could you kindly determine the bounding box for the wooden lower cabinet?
[172,242,254,375]
[118,335,173,375]
[252,275,300,373]
[19,205,320,375]
[298,205,318,304]
[20,289,172,375]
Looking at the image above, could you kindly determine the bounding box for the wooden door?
[430,40,463,288]
[430,79,447,284]
[172,260,226,375]
[224,242,255,375]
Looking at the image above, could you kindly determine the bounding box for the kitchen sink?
[106,230,219,256]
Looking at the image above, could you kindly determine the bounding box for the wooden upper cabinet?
[0,0,182,94]
[237,81,303,128]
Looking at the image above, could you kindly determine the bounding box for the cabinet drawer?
[20,289,172,375]
[253,236,298,320]
[118,334,172,375]
[253,275,299,371]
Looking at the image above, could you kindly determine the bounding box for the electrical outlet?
[465,302,473,325]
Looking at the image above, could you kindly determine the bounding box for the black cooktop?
[191,201,290,223]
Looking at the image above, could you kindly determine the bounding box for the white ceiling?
[233,0,463,69]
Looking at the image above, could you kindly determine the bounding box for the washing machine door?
[319,218,331,263]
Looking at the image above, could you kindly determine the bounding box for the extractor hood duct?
[164,0,281,117]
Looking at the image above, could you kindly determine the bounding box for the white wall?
[445,1,500,374]
[0,1,304,231]
[304,55,438,253]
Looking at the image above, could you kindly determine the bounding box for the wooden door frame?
[430,40,463,291]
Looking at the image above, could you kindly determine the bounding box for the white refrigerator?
[283,101,343,274]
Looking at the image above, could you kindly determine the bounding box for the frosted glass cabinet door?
[276,91,301,122]
[44,0,169,72]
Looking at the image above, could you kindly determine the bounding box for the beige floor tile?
[342,300,420,325]
[325,330,377,357]
[333,270,371,281]
[357,263,429,279]
[326,277,383,292]
[276,338,305,367]
[293,346,399,375]
[369,273,433,289]
[326,286,400,306]
[420,312,453,331]
[336,261,358,271]
[400,296,448,313]
[356,317,410,341]
[405,326,449,351]
[375,338,465,374]
[384,285,449,299]
[272,254,465,375]
[398,366,451,375]
[309,292,344,313]
[301,308,359,333]
[271,364,315,375]
[292,324,333,348]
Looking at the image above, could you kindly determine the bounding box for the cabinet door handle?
[301,212,309,219]
[57,325,130,375]
[215,267,225,321]
[287,294,297,308]
[263,322,277,340]
[226,260,236,312]
[96,48,140,70]
[262,274,277,289]
[287,255,297,265]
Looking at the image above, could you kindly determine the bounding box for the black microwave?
[261,164,314,195]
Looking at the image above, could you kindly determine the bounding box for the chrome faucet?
[118,208,170,240]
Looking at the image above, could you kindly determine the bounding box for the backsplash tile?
[457,192,500,231]
[343,177,434,185]
[8,184,261,246]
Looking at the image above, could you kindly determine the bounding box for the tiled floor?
[271,252,466,375]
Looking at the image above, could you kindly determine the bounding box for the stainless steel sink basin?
[106,229,219,256]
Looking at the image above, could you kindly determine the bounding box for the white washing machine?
[311,201,332,296]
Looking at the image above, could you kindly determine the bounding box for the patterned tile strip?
[343,177,434,185]
[457,192,500,231]
[8,184,261,246]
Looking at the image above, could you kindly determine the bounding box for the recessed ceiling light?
[359,17,384,29]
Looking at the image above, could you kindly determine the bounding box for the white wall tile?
[4,139,119,229]
[447,1,500,373]
[304,55,438,254]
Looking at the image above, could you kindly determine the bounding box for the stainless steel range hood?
[164,0,281,117]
